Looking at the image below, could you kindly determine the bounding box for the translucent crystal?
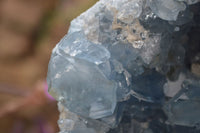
[47,32,117,119]
[164,80,200,127]
[47,0,200,132]
[148,0,186,21]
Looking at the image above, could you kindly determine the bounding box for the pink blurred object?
[44,82,55,101]
[37,117,54,133]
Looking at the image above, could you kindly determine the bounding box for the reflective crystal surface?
[47,31,117,119]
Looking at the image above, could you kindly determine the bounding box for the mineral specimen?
[47,0,200,132]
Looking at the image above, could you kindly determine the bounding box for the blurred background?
[0,0,97,132]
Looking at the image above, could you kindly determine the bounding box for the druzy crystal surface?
[47,0,200,132]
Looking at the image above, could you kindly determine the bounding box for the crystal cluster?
[47,0,200,132]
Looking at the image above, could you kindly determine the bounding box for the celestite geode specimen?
[47,0,200,132]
